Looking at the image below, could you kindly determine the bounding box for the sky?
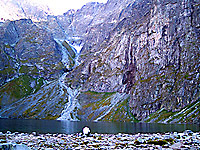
[34,0,108,15]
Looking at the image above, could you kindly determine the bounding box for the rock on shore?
[0,130,199,149]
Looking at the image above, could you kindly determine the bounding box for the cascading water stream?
[55,39,82,121]
[57,73,80,120]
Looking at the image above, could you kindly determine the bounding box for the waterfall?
[57,73,80,121]
[55,39,82,121]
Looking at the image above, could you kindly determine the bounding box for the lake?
[0,118,199,134]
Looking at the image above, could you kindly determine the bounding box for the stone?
[137,138,145,144]
[171,142,183,149]
[0,143,30,150]
[7,131,12,134]
[184,130,193,136]
[32,132,37,136]
[1,131,200,149]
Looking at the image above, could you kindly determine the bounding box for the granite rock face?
[64,0,200,122]
[0,19,75,115]
[0,19,63,85]
[37,0,136,55]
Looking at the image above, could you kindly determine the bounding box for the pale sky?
[34,0,108,15]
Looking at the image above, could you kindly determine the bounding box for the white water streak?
[56,38,81,121]
[66,40,83,54]
[57,73,80,121]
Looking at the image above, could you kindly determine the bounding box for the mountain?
[0,18,77,118]
[0,0,52,21]
[36,0,135,53]
[0,0,199,123]
[62,0,200,123]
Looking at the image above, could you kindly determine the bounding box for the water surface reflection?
[0,119,199,134]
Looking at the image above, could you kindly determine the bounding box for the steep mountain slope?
[37,0,136,55]
[0,19,78,116]
[63,0,200,123]
[0,19,63,85]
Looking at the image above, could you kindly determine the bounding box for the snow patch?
[66,39,83,54]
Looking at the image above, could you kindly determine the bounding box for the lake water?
[0,118,199,134]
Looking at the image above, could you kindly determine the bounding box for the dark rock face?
[0,19,64,109]
[0,19,63,84]
[128,0,200,120]
[64,0,200,122]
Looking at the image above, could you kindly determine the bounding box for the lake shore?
[0,130,200,149]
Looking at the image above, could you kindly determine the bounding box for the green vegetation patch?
[145,109,175,123]
[78,91,116,106]
[0,75,44,105]
[145,99,200,123]
[85,91,116,100]
[19,65,39,76]
[101,97,135,122]
[21,82,69,120]
[77,91,135,122]
[0,66,16,76]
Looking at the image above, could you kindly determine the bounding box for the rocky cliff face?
[0,18,78,117]
[0,0,199,123]
[0,19,63,85]
[63,0,200,123]
[37,0,136,55]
